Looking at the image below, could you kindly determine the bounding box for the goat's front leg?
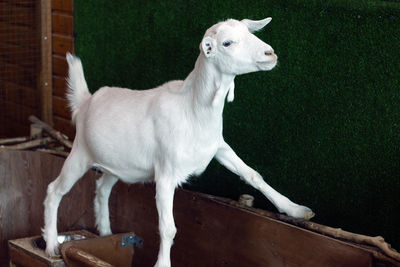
[154,177,177,267]
[215,142,314,219]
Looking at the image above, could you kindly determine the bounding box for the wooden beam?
[39,0,53,125]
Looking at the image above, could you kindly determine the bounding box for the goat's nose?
[265,49,275,56]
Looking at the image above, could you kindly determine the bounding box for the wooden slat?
[0,41,38,68]
[53,54,68,76]
[4,101,37,123]
[0,152,398,266]
[0,151,98,266]
[39,0,53,125]
[53,33,73,56]
[0,21,37,45]
[0,60,37,87]
[0,116,29,137]
[0,0,35,7]
[52,0,73,13]
[53,115,74,139]
[53,74,67,97]
[0,80,37,108]
[52,11,73,35]
[53,95,70,119]
[0,2,35,26]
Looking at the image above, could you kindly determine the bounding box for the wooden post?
[39,0,53,125]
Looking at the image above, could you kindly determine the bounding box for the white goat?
[43,18,314,267]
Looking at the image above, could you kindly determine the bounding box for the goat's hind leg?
[42,148,90,256]
[94,174,118,236]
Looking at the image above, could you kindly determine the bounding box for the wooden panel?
[0,41,38,68]
[53,95,70,119]
[109,184,373,267]
[0,151,98,266]
[0,152,398,266]
[53,33,73,56]
[53,115,74,139]
[53,75,67,97]
[0,2,35,26]
[52,12,73,35]
[9,247,48,267]
[0,80,37,108]
[39,0,53,126]
[0,22,37,46]
[0,116,29,137]
[53,54,68,77]
[0,0,35,7]
[52,0,73,13]
[0,60,37,88]
[4,101,37,123]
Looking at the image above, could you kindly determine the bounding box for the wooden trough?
[1,149,400,266]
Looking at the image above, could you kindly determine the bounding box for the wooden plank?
[110,184,377,267]
[52,11,73,35]
[53,75,67,97]
[4,101,37,123]
[0,41,38,68]
[0,116,29,137]
[0,151,98,266]
[9,247,48,267]
[53,54,68,77]
[53,95,70,119]
[0,60,37,87]
[0,80,37,108]
[39,0,53,125]
[52,0,73,13]
[0,0,35,7]
[0,21,37,46]
[53,115,74,139]
[0,2,35,26]
[0,151,398,266]
[53,33,73,56]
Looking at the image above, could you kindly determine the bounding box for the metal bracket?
[121,234,144,249]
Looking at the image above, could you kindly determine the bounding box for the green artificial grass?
[75,0,400,249]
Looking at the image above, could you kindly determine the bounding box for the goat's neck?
[184,55,235,116]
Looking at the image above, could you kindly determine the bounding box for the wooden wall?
[0,0,75,139]
[1,150,397,267]
[0,0,40,137]
[52,0,75,139]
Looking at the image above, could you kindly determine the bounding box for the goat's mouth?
[256,59,277,70]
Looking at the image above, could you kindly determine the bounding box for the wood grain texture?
[53,115,75,139]
[0,81,37,108]
[0,2,35,26]
[53,33,73,56]
[53,96,70,119]
[53,0,73,13]
[52,12,73,35]
[0,151,98,266]
[53,75,67,98]
[52,54,68,77]
[0,151,398,266]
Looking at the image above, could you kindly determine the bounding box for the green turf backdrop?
[74,0,400,249]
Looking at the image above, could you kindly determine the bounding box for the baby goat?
[43,18,314,267]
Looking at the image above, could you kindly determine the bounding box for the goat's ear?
[201,36,216,58]
[241,18,272,33]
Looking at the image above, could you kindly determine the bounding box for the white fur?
[43,18,313,267]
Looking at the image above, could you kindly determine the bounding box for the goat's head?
[200,18,277,75]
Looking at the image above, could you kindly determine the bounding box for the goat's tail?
[66,52,91,124]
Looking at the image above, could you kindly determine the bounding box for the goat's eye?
[223,40,233,47]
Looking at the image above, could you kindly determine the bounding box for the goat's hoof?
[45,244,60,257]
[286,204,315,220]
